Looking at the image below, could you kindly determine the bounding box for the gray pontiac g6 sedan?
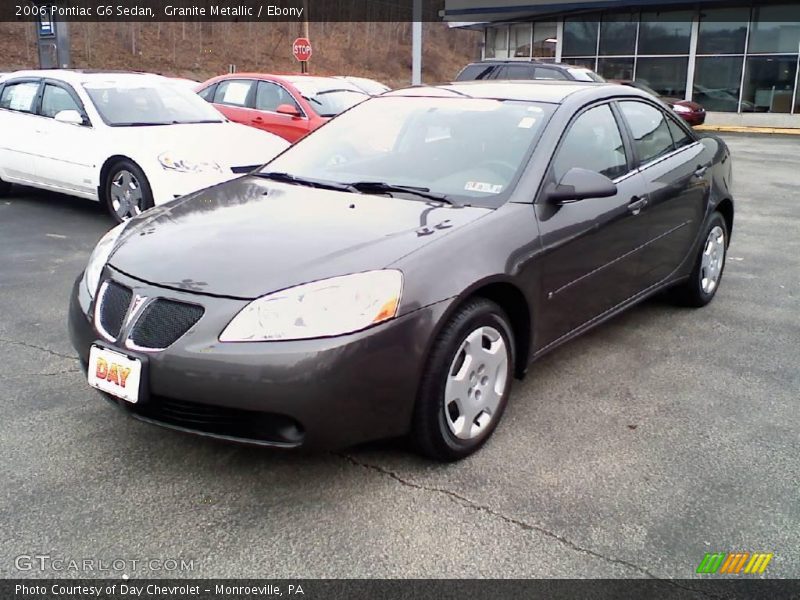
[69,81,734,461]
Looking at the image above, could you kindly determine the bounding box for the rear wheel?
[412,299,515,461]
[672,212,728,307]
[104,160,154,223]
[0,177,11,197]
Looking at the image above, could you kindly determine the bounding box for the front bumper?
[69,270,449,450]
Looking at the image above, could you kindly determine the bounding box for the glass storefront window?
[485,26,509,59]
[748,6,800,54]
[510,23,532,58]
[636,57,689,98]
[638,11,693,55]
[533,21,558,59]
[697,8,750,55]
[598,57,634,81]
[563,18,599,57]
[693,56,744,112]
[742,55,798,113]
[599,13,638,56]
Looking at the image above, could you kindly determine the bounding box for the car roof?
[2,69,168,86]
[387,80,614,104]
[466,60,575,69]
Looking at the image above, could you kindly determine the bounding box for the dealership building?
[445,1,800,127]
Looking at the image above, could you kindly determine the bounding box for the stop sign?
[293,37,312,62]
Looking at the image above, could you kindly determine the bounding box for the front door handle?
[694,164,710,178]
[628,196,648,215]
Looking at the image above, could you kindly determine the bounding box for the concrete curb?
[695,125,800,135]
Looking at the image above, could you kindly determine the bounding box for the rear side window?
[534,67,568,80]
[619,101,675,165]
[498,65,534,80]
[667,116,694,149]
[552,104,628,181]
[213,79,253,107]
[40,84,81,118]
[455,64,496,81]
[197,83,216,101]
[0,81,39,113]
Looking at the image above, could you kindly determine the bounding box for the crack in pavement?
[0,337,77,362]
[11,367,82,377]
[337,453,724,598]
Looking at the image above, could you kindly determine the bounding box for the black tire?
[412,298,515,461]
[0,177,11,197]
[104,159,154,223]
[672,211,729,307]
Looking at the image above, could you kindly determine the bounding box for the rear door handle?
[253,117,264,123]
[628,196,648,215]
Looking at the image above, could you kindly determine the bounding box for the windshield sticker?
[518,117,537,129]
[527,106,544,113]
[465,182,503,194]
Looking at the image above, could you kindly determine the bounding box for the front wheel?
[672,211,729,307]
[412,299,515,461]
[0,177,11,197]
[104,160,154,223]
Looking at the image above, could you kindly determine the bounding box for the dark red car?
[196,74,369,142]
[616,80,706,126]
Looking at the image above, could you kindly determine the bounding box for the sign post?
[35,3,70,69]
[292,37,312,74]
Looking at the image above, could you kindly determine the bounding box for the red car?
[616,80,706,126]
[196,74,369,142]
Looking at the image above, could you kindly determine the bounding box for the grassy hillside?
[0,21,481,87]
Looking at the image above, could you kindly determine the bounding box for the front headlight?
[84,223,127,298]
[672,104,692,114]
[219,270,403,342]
[158,151,223,174]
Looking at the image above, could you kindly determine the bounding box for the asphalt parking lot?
[0,133,798,579]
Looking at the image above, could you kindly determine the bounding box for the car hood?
[109,177,491,299]
[107,122,289,169]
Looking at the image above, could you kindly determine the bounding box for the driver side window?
[552,104,628,182]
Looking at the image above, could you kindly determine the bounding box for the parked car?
[196,73,369,142]
[334,75,390,96]
[0,70,289,222]
[70,81,733,460]
[615,80,706,126]
[456,60,606,83]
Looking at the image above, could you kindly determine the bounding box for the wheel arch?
[716,198,734,245]
[428,279,533,380]
[97,154,143,197]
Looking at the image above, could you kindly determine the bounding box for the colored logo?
[697,552,773,575]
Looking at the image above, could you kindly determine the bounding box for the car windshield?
[83,79,225,126]
[568,68,605,83]
[262,96,555,205]
[287,78,369,117]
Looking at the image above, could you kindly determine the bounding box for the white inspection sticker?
[518,117,537,129]
[465,181,503,194]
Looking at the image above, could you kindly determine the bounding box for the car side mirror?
[546,167,617,204]
[54,110,87,126]
[276,104,301,117]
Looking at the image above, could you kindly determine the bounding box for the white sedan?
[0,70,289,221]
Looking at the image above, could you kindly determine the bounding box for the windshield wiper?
[255,171,352,192]
[346,181,455,204]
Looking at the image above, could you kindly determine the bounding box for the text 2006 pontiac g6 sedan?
[69,81,734,461]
